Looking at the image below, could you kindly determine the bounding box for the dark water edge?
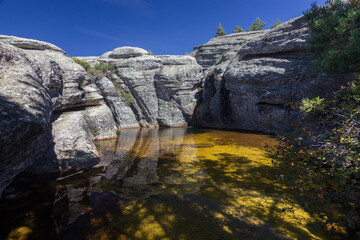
[0,128,351,240]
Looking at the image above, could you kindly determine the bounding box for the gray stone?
[0,42,54,196]
[82,84,103,107]
[0,35,65,53]
[52,111,100,174]
[108,46,148,59]
[193,16,353,133]
[97,54,203,127]
[96,77,140,128]
[84,103,118,139]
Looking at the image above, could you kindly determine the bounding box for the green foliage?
[147,50,153,55]
[73,58,116,79]
[270,18,282,29]
[304,0,360,73]
[120,92,135,106]
[113,81,122,90]
[72,57,91,71]
[348,0,360,7]
[215,23,226,37]
[269,77,360,234]
[87,62,116,79]
[247,18,266,31]
[299,96,325,113]
[232,25,245,33]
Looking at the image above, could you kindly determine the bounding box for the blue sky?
[0,0,327,56]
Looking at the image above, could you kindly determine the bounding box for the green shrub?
[120,92,134,106]
[87,62,116,79]
[113,81,122,90]
[299,96,325,113]
[247,18,266,31]
[73,57,116,79]
[304,0,360,73]
[72,57,91,71]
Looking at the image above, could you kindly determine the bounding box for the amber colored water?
[0,128,347,240]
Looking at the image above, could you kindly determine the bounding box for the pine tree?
[247,18,266,32]
[270,18,282,29]
[232,25,245,33]
[215,23,226,37]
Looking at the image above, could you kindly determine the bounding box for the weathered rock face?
[81,48,203,128]
[192,16,352,132]
[0,42,54,194]
[96,76,140,128]
[0,35,102,111]
[52,111,100,174]
[0,36,118,196]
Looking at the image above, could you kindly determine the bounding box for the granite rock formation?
[192,16,353,132]
[0,42,54,195]
[0,36,117,195]
[78,47,203,128]
[0,38,202,196]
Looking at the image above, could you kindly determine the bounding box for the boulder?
[108,46,148,59]
[84,103,118,139]
[0,35,65,53]
[52,111,100,174]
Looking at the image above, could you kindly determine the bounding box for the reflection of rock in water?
[95,129,141,180]
[90,128,208,199]
[52,128,209,233]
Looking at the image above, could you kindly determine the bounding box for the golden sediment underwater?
[0,128,345,240]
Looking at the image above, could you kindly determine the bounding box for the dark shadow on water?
[59,192,289,240]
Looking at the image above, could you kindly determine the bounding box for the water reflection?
[0,128,344,240]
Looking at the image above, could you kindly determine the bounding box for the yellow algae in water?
[190,130,322,239]
[92,129,334,239]
[6,227,32,240]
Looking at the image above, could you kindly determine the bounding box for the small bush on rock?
[88,62,116,79]
[72,58,91,71]
[72,58,116,79]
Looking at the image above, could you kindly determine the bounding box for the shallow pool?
[0,128,344,239]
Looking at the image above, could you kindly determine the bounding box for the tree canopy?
[247,18,266,31]
[232,25,245,33]
[215,23,226,37]
[270,18,282,29]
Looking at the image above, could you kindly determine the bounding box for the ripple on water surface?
[0,128,345,240]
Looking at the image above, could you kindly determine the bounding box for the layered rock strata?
[78,47,203,128]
